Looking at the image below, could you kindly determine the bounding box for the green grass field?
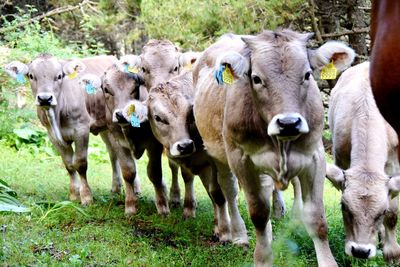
[0,137,390,266]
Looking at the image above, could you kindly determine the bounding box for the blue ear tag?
[85,82,97,94]
[123,64,129,73]
[16,73,26,84]
[215,65,225,85]
[130,113,141,128]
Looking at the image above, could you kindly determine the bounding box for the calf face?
[140,39,182,89]
[327,164,400,258]
[147,75,197,158]
[5,54,81,108]
[217,30,355,144]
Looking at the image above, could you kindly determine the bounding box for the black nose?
[351,246,371,259]
[37,95,53,106]
[276,116,302,136]
[177,140,194,155]
[115,111,128,124]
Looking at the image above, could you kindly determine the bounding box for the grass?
[0,137,390,266]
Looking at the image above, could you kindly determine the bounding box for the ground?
[0,137,389,266]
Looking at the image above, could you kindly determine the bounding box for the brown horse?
[370,1,400,158]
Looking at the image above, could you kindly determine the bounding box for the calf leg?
[147,143,169,215]
[199,165,230,242]
[73,134,93,205]
[272,188,285,219]
[100,131,122,194]
[115,146,138,215]
[215,161,248,246]
[300,148,337,267]
[291,177,303,220]
[181,168,196,218]
[168,159,181,207]
[55,142,80,201]
[383,196,400,262]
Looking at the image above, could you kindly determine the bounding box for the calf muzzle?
[170,139,195,157]
[267,113,309,140]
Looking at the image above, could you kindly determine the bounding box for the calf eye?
[252,75,262,85]
[29,74,34,80]
[57,74,62,80]
[154,115,169,125]
[104,87,113,96]
[174,66,178,72]
[304,71,312,81]
[142,67,147,73]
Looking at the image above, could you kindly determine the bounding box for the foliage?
[141,0,307,50]
[0,178,30,213]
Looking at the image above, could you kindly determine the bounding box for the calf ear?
[326,164,345,191]
[63,60,86,79]
[215,51,249,82]
[4,61,29,80]
[118,55,141,74]
[179,51,202,70]
[388,175,400,198]
[309,41,355,73]
[79,74,101,95]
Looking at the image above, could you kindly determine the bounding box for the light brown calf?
[193,30,355,266]
[327,61,400,261]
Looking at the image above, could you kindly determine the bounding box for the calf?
[140,41,202,206]
[80,60,170,215]
[193,30,354,266]
[327,62,400,261]
[145,71,230,239]
[4,54,132,205]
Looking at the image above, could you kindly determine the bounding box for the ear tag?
[222,66,234,85]
[68,71,78,80]
[130,113,141,128]
[127,104,135,117]
[85,82,97,94]
[215,65,225,85]
[184,63,192,70]
[124,64,139,74]
[16,73,26,84]
[320,61,337,80]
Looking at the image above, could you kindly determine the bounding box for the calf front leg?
[180,167,196,218]
[300,148,337,267]
[100,131,122,194]
[147,143,169,215]
[168,159,181,207]
[55,142,80,201]
[74,134,92,205]
[383,196,400,263]
[115,146,138,215]
[215,161,248,246]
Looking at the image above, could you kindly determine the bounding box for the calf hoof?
[81,195,93,206]
[170,199,181,208]
[232,236,250,248]
[69,193,80,202]
[156,203,170,216]
[183,207,196,219]
[384,244,400,263]
[125,206,138,216]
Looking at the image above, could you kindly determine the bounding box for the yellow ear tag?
[184,63,192,71]
[68,71,78,80]
[127,104,135,117]
[128,66,139,74]
[320,61,337,80]
[222,66,234,85]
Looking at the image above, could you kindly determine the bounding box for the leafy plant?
[0,179,30,213]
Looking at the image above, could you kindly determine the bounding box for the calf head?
[140,40,200,89]
[216,30,355,142]
[5,54,83,108]
[79,58,145,127]
[148,72,200,158]
[327,164,400,259]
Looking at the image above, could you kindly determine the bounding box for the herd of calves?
[5,29,400,266]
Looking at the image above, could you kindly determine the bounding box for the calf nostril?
[177,140,194,154]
